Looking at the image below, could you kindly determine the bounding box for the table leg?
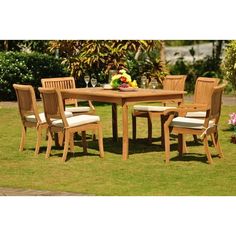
[122,103,129,160]
[112,103,118,142]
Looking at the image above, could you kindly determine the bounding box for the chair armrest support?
[88,100,95,111]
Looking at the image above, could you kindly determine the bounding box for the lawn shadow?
[73,137,168,155]
[170,153,220,164]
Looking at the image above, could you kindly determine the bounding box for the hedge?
[0,51,69,100]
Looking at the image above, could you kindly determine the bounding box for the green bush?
[0,52,69,100]
[222,41,236,92]
[168,55,222,93]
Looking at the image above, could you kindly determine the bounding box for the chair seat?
[52,115,100,128]
[171,117,215,129]
[25,111,73,123]
[65,106,90,113]
[133,105,176,112]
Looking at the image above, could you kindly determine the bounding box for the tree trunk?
[160,40,166,69]
[215,40,223,60]
[3,40,8,51]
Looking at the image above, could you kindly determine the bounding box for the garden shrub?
[0,52,69,100]
[168,55,222,93]
[222,41,236,92]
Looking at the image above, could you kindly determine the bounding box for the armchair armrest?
[178,103,210,116]
[179,103,207,110]
[162,108,179,116]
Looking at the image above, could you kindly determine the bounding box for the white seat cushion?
[52,115,100,128]
[170,117,215,129]
[25,112,46,123]
[25,111,73,123]
[65,106,90,113]
[185,111,206,118]
[133,105,176,112]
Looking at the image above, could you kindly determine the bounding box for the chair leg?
[203,135,213,164]
[183,137,188,154]
[212,131,224,158]
[164,124,171,163]
[211,133,216,147]
[69,133,75,154]
[178,134,188,157]
[45,131,53,159]
[58,131,64,147]
[132,114,137,141]
[19,126,26,152]
[81,131,88,154]
[97,124,104,158]
[160,115,166,148]
[178,134,183,158]
[62,130,70,162]
[35,125,42,156]
[193,134,199,143]
[147,115,152,143]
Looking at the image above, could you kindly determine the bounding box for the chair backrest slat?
[193,77,220,104]
[163,75,187,91]
[210,84,226,123]
[13,84,40,122]
[41,77,77,106]
[39,87,68,127]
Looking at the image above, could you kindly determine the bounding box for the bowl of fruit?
[110,69,138,91]
[119,83,137,92]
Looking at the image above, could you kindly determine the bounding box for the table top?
[61,87,186,99]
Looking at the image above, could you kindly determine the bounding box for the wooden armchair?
[13,84,48,156]
[39,87,104,162]
[132,75,187,144]
[163,83,226,164]
[180,77,220,143]
[41,77,95,115]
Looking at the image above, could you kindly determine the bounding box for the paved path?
[0,187,92,196]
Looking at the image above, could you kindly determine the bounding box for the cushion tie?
[200,124,217,139]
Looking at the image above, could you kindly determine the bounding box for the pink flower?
[229,113,236,126]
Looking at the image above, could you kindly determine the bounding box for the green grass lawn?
[0,102,236,196]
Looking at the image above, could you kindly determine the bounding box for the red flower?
[120,76,127,83]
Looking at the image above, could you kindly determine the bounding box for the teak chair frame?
[132,75,187,144]
[39,87,104,162]
[180,77,220,143]
[41,77,95,114]
[13,84,48,156]
[163,83,226,164]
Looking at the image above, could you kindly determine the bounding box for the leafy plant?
[168,47,223,92]
[48,40,158,83]
[0,52,69,100]
[222,40,236,92]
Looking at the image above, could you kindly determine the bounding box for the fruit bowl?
[119,87,137,92]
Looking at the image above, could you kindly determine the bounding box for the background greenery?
[1,40,233,101]
[0,51,69,100]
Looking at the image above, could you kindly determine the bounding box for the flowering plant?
[229,113,236,143]
[110,69,138,89]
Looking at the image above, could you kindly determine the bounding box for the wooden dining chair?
[180,77,220,143]
[163,83,226,164]
[13,84,48,156]
[39,87,104,162]
[41,77,95,115]
[132,75,187,144]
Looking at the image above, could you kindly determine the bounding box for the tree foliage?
[222,40,236,91]
[48,40,163,83]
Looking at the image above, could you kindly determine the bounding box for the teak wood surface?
[61,87,186,160]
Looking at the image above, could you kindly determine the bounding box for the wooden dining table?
[61,87,186,160]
